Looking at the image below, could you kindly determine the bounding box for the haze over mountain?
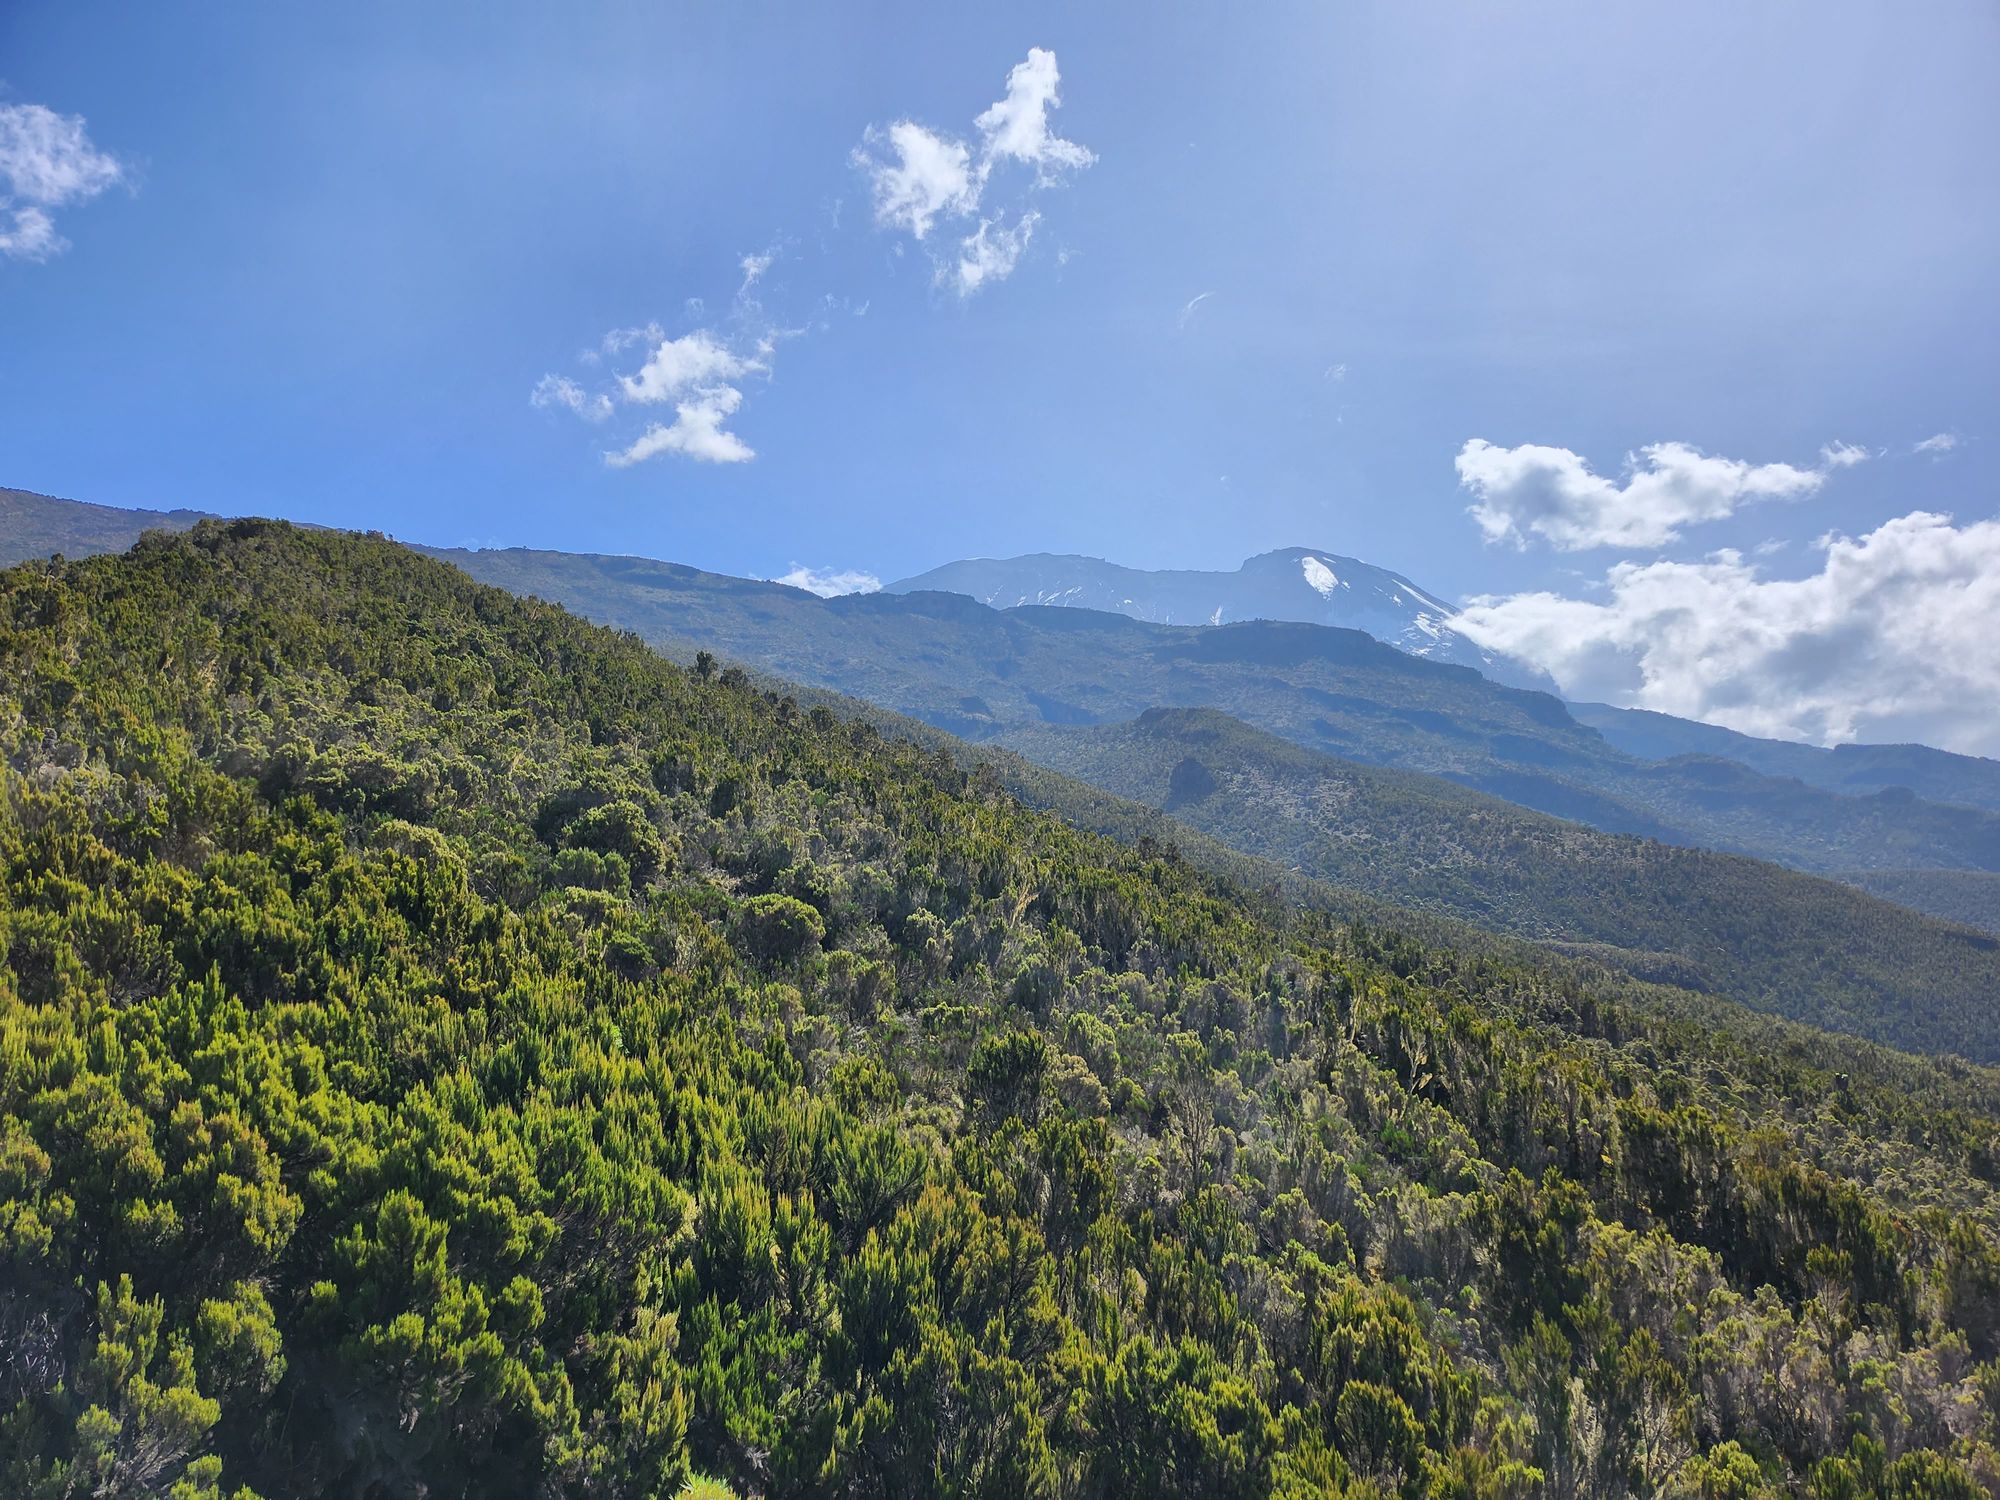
[886,547,1536,683]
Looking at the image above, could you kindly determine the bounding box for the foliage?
[0,521,1996,1498]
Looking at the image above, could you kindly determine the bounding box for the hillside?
[9,488,2000,911]
[0,485,210,561]
[1575,700,2000,817]
[3,521,1997,1496]
[995,706,2000,1053]
[425,544,2000,897]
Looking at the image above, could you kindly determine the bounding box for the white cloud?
[973,47,1095,178]
[619,329,761,404]
[1820,440,1871,468]
[739,250,775,294]
[854,49,1091,292]
[773,564,881,597]
[1454,510,2000,754]
[1915,432,1961,457]
[539,322,768,466]
[601,322,663,355]
[0,204,61,261]
[1456,439,1847,552]
[854,121,977,240]
[952,212,1037,298]
[1178,291,1213,330]
[0,101,124,263]
[530,373,613,422]
[608,386,754,467]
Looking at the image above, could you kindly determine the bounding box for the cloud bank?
[1454,510,2000,754]
[0,101,124,262]
[854,47,1092,297]
[1455,439,1862,551]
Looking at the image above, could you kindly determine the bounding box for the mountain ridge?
[885,544,1545,684]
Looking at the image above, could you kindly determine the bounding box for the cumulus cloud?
[973,48,1095,177]
[608,386,754,467]
[1454,510,2000,754]
[536,318,769,467]
[1455,438,1861,552]
[618,330,762,405]
[1915,432,1961,458]
[855,121,978,240]
[773,564,881,597]
[854,47,1091,296]
[0,101,124,262]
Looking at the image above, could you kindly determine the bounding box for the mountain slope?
[0,484,211,562]
[10,489,2000,913]
[2,521,1997,1497]
[1575,698,2000,815]
[994,706,2000,1054]
[427,544,2000,886]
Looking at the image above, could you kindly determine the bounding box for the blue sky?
[5,3,2000,747]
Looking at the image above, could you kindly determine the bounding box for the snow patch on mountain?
[884,546,1551,689]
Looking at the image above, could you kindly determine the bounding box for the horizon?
[5,2,1998,750]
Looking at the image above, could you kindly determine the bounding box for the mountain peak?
[883,546,1543,686]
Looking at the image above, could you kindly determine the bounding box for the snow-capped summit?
[885,547,1536,683]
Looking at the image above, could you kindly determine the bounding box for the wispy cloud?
[854,48,1093,298]
[955,213,1038,299]
[530,374,613,423]
[1915,431,1961,458]
[1177,291,1213,330]
[738,249,776,295]
[773,564,881,597]
[1455,438,1864,552]
[0,101,125,262]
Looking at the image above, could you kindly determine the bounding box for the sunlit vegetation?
[1,522,1996,1497]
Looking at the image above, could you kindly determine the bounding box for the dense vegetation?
[2,521,1998,1499]
[996,707,2000,1060]
[1838,870,2000,938]
[9,487,2000,911]
[413,540,2000,887]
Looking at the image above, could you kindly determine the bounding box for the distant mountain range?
[8,485,2000,956]
[886,545,1541,684]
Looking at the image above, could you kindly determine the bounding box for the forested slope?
[1,523,1997,1497]
[995,707,2000,1059]
[9,487,2000,905]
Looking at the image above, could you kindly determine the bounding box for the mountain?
[886,545,1540,683]
[9,489,2000,930]
[0,485,211,561]
[991,705,2000,1050]
[3,520,1996,1496]
[1575,699,2000,816]
[421,545,2000,894]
